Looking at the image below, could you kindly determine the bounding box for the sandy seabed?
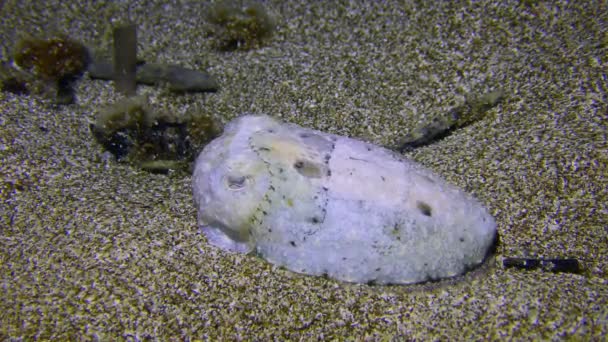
[1,1,606,340]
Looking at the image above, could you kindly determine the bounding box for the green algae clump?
[14,35,89,81]
[206,1,276,51]
[91,96,221,173]
[6,35,90,103]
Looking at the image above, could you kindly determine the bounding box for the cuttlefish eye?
[224,174,251,190]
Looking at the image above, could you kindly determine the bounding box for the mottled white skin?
[193,115,497,284]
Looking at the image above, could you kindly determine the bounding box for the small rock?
[397,89,505,152]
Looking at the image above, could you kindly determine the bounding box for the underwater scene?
[0,0,606,339]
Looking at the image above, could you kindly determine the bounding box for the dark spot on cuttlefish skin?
[416,201,433,217]
[293,159,324,178]
[290,241,297,247]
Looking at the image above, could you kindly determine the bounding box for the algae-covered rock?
[14,35,89,81]
[206,1,276,51]
[5,34,90,104]
[91,96,221,173]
